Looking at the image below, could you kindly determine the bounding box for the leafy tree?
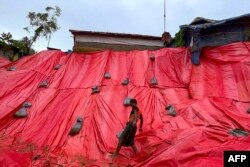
[0,32,13,45]
[0,6,60,61]
[173,27,188,47]
[12,37,35,55]
[0,32,35,61]
[0,32,13,57]
[0,33,11,52]
[23,6,61,52]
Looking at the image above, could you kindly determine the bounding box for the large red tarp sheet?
[0,42,249,166]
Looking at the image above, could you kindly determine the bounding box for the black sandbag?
[54,64,61,70]
[69,117,83,135]
[14,107,28,118]
[165,105,177,117]
[151,77,158,85]
[91,86,100,94]
[104,72,111,79]
[39,81,48,88]
[124,97,132,106]
[228,128,249,137]
[150,53,155,61]
[23,102,32,108]
[6,66,16,71]
[122,78,129,85]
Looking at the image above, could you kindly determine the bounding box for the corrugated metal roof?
[181,13,250,29]
[190,17,217,25]
[69,29,162,40]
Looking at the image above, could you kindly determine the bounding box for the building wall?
[199,24,250,47]
[72,34,163,52]
[73,41,162,52]
[75,35,163,46]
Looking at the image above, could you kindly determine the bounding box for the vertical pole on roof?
[47,33,51,48]
[164,0,166,32]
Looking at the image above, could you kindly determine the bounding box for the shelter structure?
[180,13,250,64]
[69,30,164,52]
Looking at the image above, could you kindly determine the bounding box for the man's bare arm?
[133,109,138,125]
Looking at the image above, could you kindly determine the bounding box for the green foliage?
[0,5,61,61]
[0,32,13,44]
[173,28,187,47]
[12,38,35,54]
[24,5,61,52]
[0,32,13,51]
[0,32,35,61]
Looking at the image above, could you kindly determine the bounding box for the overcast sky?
[0,0,249,51]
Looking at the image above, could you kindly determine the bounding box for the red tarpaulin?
[0,42,249,166]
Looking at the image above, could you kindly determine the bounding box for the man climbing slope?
[112,99,143,157]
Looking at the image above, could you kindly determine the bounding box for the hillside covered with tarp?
[0,42,250,166]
